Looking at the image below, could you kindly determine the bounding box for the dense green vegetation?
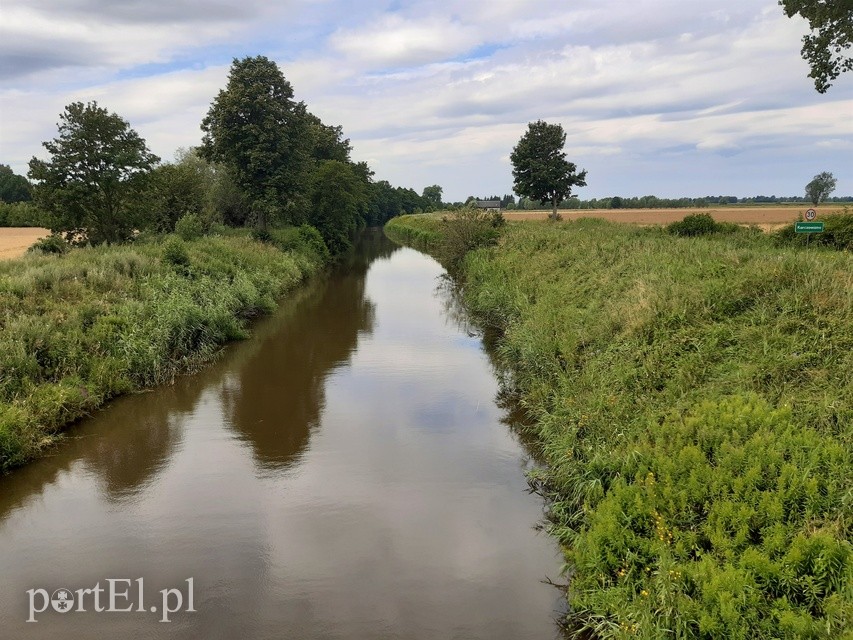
[386,214,853,638]
[0,202,51,227]
[0,164,32,204]
[775,211,853,251]
[0,230,326,471]
[666,212,743,237]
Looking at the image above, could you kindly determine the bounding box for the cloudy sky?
[1,0,851,201]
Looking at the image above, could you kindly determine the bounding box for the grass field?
[0,228,50,260]
[504,206,840,231]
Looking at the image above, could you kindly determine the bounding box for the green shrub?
[27,233,68,255]
[667,212,724,236]
[775,211,853,251]
[295,225,330,262]
[437,208,502,273]
[250,228,272,244]
[269,225,330,263]
[162,236,190,267]
[174,213,204,241]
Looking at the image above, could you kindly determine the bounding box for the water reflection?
[0,381,196,518]
[221,274,375,472]
[435,274,548,466]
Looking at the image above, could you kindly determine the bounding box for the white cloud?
[329,15,481,67]
[1,0,851,199]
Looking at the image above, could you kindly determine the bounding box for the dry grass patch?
[0,228,50,260]
[504,206,839,226]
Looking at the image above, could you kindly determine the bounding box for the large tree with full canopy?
[510,120,587,220]
[28,101,158,244]
[200,55,310,229]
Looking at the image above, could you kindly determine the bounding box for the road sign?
[805,208,817,221]
[795,221,824,233]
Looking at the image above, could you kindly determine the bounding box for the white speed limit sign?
[805,208,817,221]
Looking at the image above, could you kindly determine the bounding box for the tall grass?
[0,230,326,471]
[387,216,853,638]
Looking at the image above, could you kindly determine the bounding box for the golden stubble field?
[504,205,841,231]
[0,228,50,260]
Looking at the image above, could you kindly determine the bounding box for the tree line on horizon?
[506,192,852,211]
[455,192,853,212]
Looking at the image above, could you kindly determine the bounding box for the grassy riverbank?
[386,215,853,638]
[0,229,327,472]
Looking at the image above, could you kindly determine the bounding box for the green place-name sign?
[795,222,824,233]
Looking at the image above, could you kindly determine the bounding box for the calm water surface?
[0,229,563,639]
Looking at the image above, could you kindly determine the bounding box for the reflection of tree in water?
[341,226,400,272]
[0,376,201,521]
[221,229,398,473]
[81,378,199,501]
[434,268,546,464]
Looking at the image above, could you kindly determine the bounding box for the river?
[0,229,564,639]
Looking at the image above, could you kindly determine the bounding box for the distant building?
[475,200,501,212]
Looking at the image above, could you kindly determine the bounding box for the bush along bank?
[384,212,442,252]
[0,229,328,472]
[385,209,505,273]
[385,215,853,639]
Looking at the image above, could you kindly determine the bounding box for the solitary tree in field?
[805,171,837,206]
[780,0,853,93]
[28,102,159,244]
[201,55,310,229]
[510,120,587,220]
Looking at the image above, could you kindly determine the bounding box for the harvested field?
[504,205,841,231]
[0,228,50,260]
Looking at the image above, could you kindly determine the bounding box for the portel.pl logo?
[26,578,195,623]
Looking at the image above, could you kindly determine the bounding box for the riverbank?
[0,230,327,472]
[385,215,853,638]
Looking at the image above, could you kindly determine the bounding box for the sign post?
[795,221,824,233]
[796,209,822,246]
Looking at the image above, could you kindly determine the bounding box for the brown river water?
[0,229,564,639]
